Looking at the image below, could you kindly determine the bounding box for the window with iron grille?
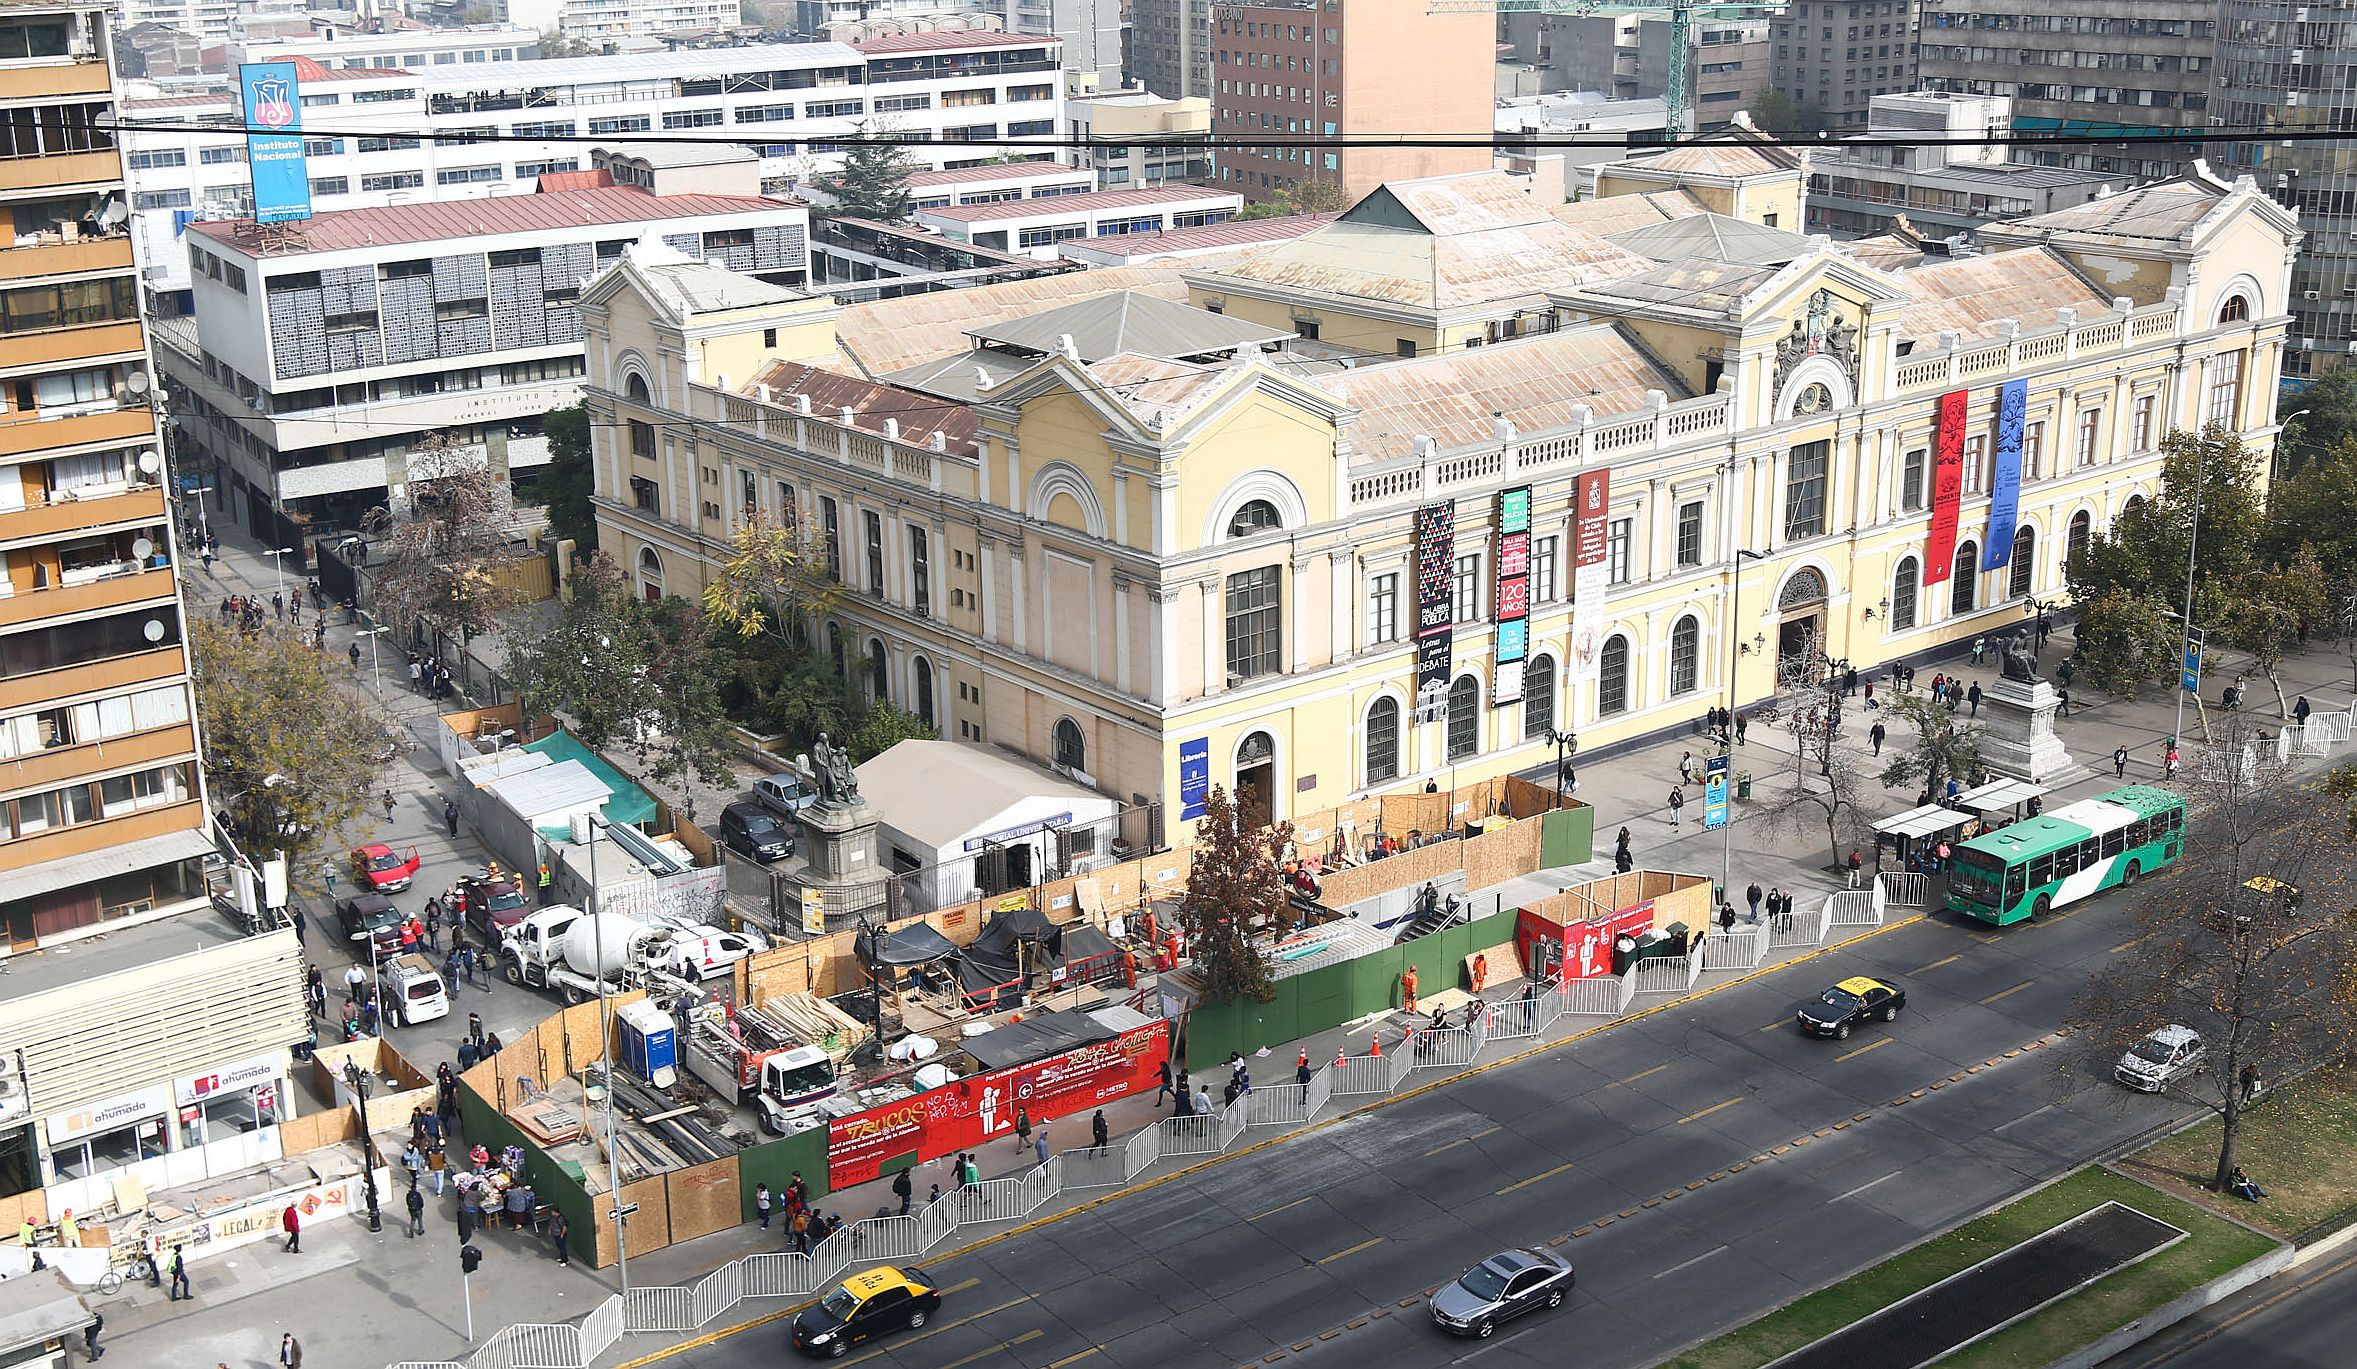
[1446,676,1478,759]
[1365,696,1400,783]
[1598,635,1630,715]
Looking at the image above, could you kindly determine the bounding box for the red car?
[352,843,421,894]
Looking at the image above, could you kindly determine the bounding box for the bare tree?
[363,441,532,650]
[1754,744,1877,872]
[2070,710,2357,1191]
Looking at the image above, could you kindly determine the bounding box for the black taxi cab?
[791,1266,943,1358]
[1797,975,1907,1040]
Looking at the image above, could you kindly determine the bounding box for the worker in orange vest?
[1401,965,1419,1014]
[1470,952,1489,995]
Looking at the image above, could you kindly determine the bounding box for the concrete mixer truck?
[500,904,667,1004]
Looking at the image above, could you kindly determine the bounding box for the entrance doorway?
[976,840,1034,897]
[1775,569,1829,683]
[1235,731,1276,830]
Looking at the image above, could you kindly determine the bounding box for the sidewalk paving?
[155,510,2357,1367]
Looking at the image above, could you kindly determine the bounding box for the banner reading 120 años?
[1923,389,1969,586]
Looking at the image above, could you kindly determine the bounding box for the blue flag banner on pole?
[1983,379,2026,571]
[1703,754,1729,831]
[1178,738,1210,821]
[238,61,312,225]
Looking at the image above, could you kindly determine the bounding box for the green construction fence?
[457,1080,598,1265]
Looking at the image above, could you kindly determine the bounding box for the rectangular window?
[910,527,931,616]
[133,190,191,211]
[2076,407,2101,467]
[820,497,841,579]
[1784,440,1830,539]
[1451,553,1480,625]
[806,99,866,118]
[0,277,137,334]
[863,510,884,595]
[1606,518,1633,585]
[1902,448,1927,510]
[198,145,247,165]
[1964,435,1988,495]
[2023,422,2044,480]
[2206,350,2244,426]
[436,166,500,185]
[588,116,651,134]
[127,149,187,170]
[1366,571,1398,646]
[628,476,659,513]
[1675,500,1704,567]
[2132,393,2155,451]
[661,108,724,129]
[303,137,345,156]
[1531,536,1558,603]
[357,136,420,153]
[1225,566,1283,682]
[361,172,424,192]
[307,176,348,196]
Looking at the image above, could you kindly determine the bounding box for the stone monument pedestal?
[1978,674,2081,785]
[783,798,891,934]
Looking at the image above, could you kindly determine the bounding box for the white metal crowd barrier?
[1879,871,1936,909]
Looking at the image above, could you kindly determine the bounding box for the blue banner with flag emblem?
[1983,379,2026,571]
[238,61,312,225]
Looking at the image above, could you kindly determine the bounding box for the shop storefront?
[42,1085,170,1183]
[174,1053,289,1149]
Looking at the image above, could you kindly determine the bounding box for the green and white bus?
[1944,785,2187,926]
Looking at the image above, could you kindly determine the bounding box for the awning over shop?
[0,826,214,906]
[521,729,658,828]
[1954,777,2046,812]
[1873,803,1972,839]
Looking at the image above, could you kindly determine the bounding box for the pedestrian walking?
[1034,1128,1049,1167]
[1734,712,1748,745]
[756,1183,773,1229]
[892,1169,913,1215]
[1193,1085,1213,1116]
[1971,635,1986,665]
[167,1245,190,1301]
[2165,745,2181,780]
[549,1209,570,1266]
[2295,695,2313,726]
[1013,1105,1031,1153]
[405,1183,426,1237]
[1678,751,1696,788]
[280,1203,301,1253]
[1667,786,1685,832]
[271,592,285,621]
[1869,720,1886,756]
[2113,746,2129,779]
[279,1333,302,1369]
[1716,901,1735,933]
[444,800,460,839]
[1093,1108,1112,1151]
[427,1142,446,1195]
[2056,686,2072,718]
[83,1312,102,1361]
[381,790,396,823]
[1772,888,1793,933]
[1864,681,1878,711]
[789,1207,812,1254]
[1967,682,1983,717]
[1745,881,1762,922]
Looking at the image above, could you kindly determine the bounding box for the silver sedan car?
[1429,1248,1576,1338]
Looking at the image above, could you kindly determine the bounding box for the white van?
[382,952,452,1026]
[2116,1024,2205,1092]
[655,925,768,981]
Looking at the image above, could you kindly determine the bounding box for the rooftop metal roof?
[966,290,1291,362]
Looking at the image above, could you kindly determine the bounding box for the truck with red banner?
[826,1008,1169,1190]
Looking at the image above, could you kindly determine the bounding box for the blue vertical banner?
[238,61,312,224]
[1983,378,2026,571]
[2181,625,2205,694]
[1703,754,1729,831]
[1178,738,1210,821]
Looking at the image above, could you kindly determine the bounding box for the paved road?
[2094,1248,2357,1369]
[665,894,2183,1369]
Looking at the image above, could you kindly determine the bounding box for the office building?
[0,0,214,946]
[1806,94,2114,239]
[1770,0,1920,130]
[583,161,2294,827]
[914,184,1240,257]
[1129,0,1210,98]
[1067,87,1211,189]
[966,0,1120,81]
[152,150,809,538]
[1501,12,1767,128]
[1208,0,1492,203]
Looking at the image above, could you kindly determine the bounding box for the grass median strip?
[2122,1061,2357,1239]
[1660,1167,2277,1369]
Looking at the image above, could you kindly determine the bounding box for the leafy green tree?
[702,510,839,641]
[2217,548,2330,720]
[1234,178,1351,221]
[1745,87,1822,137]
[363,444,533,648]
[191,618,384,875]
[635,595,739,822]
[540,405,597,555]
[844,699,937,761]
[2070,588,2180,700]
[2264,444,2357,583]
[1875,691,1985,804]
[2278,369,2357,477]
[810,127,918,225]
[507,553,653,756]
[1178,785,1286,1007]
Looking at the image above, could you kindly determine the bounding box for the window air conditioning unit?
[2305,289,2321,300]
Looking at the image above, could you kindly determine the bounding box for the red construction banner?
[826,1019,1171,1189]
[1923,388,1968,586]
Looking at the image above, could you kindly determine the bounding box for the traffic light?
[461,1244,482,1275]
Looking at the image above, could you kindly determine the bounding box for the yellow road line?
[1471,1124,1501,1140]
[1046,1351,1102,1368]
[1614,1064,1671,1086]
[1758,1021,1789,1034]
[1835,1038,1893,1063]
[938,1328,1041,1369]
[2111,936,2150,954]
[1253,1194,1317,1219]
[614,913,1931,1369]
[838,1297,1032,1366]
[1677,1097,1742,1125]
[1980,981,2035,1005]
[941,1278,981,1295]
[1911,954,1961,974]
[1317,1236,1386,1265]
[1423,1138,1467,1157]
[1495,1161,1575,1195]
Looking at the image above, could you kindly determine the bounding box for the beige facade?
[585,166,2296,842]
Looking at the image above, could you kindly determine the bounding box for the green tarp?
[522,730,659,829]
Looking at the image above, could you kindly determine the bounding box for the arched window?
[1778,568,1828,611]
[913,657,935,727]
[1598,635,1631,715]
[2122,493,2147,522]
[2219,294,2251,324]
[2067,510,2092,571]
[827,623,845,678]
[1951,541,1978,615]
[1891,557,1918,631]
[2008,526,2036,600]
[1053,717,1085,774]
[1365,696,1401,784]
[624,372,650,402]
[866,639,888,700]
[1446,675,1479,760]
[1227,499,1283,539]
[1523,654,1556,742]
[636,546,664,601]
[1668,616,1701,695]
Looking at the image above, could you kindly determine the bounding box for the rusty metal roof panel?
[1331,323,1690,464]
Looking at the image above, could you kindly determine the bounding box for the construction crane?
[1429,0,1782,140]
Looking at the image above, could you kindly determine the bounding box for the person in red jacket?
[281,1203,301,1253]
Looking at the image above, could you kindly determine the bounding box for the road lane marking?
[1910,954,1961,973]
[1835,1038,1893,1062]
[1318,1236,1386,1265]
[939,1328,1042,1369]
[1758,1020,1789,1034]
[1495,1161,1575,1195]
[836,1297,1033,1366]
[1422,1126,1501,1158]
[1046,1352,1101,1368]
[1254,1195,1317,1219]
[1833,1172,1899,1203]
[1677,1097,1742,1124]
[2111,935,2150,954]
[1652,1245,1728,1279]
[941,1278,981,1295]
[1615,1064,1671,1086]
[1471,1125,1501,1140]
[1980,981,2035,1004]
[1992,1104,2056,1134]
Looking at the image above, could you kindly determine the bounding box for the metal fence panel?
[1879,871,1935,908]
[1766,908,1827,950]
[465,1326,526,1369]
[578,1297,624,1363]
[624,1287,693,1335]
[741,1251,798,1298]
[506,1323,584,1369]
[915,1189,961,1249]
[1159,1113,1223,1157]
[1825,890,1880,928]
[1559,976,1625,1016]
[959,1176,1029,1224]
[1123,1119,1162,1178]
[2318,710,2354,744]
[1216,1101,1247,1148]
[691,1262,743,1328]
[1058,1144,1130,1190]
[1329,1052,1391,1095]
[1410,1024,1481,1069]
[1241,1080,1313,1126]
[1630,955,1695,994]
[849,1209,932,1260]
[1386,1039,1417,1091]
[1616,973,1637,1014]
[2295,721,2333,758]
[1021,1156,1061,1214]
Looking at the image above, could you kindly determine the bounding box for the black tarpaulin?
[953,907,1065,1007]
[857,922,960,967]
[960,1009,1117,1071]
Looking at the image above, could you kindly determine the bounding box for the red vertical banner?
[1922,389,1968,586]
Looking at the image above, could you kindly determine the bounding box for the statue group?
[809,733,863,808]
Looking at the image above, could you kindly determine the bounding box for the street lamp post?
[342,1060,384,1233]
[2172,440,2210,750]
[355,622,389,694]
[584,814,630,1296]
[1546,728,1579,809]
[267,546,296,602]
[1720,549,1768,903]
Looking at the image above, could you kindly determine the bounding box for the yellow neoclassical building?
[584,161,2296,834]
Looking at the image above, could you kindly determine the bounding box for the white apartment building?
[806,158,1095,210]
[222,20,545,71]
[504,0,740,44]
[115,0,291,44]
[122,32,1066,298]
[152,161,809,533]
[1066,87,1210,189]
[914,184,1240,256]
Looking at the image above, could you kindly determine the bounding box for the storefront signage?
[1983,379,2027,571]
[1414,501,1456,693]
[1924,389,1968,586]
[1570,471,1610,684]
[1178,738,1210,822]
[963,812,1075,853]
[174,1053,282,1107]
[1568,902,1656,979]
[46,1084,173,1145]
[1493,485,1531,707]
[827,1020,1170,1189]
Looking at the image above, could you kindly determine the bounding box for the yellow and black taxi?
[1797,976,1907,1040]
[792,1266,943,1358]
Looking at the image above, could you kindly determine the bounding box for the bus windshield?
[1948,848,2007,906]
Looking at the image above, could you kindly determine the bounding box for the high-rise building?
[1208,0,1493,204]
[1130,0,1211,98]
[1770,0,1920,130]
[0,0,212,941]
[967,0,1124,81]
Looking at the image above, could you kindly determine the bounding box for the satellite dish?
[132,537,154,560]
[96,196,129,229]
[124,370,151,396]
[138,450,161,474]
[142,619,165,642]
